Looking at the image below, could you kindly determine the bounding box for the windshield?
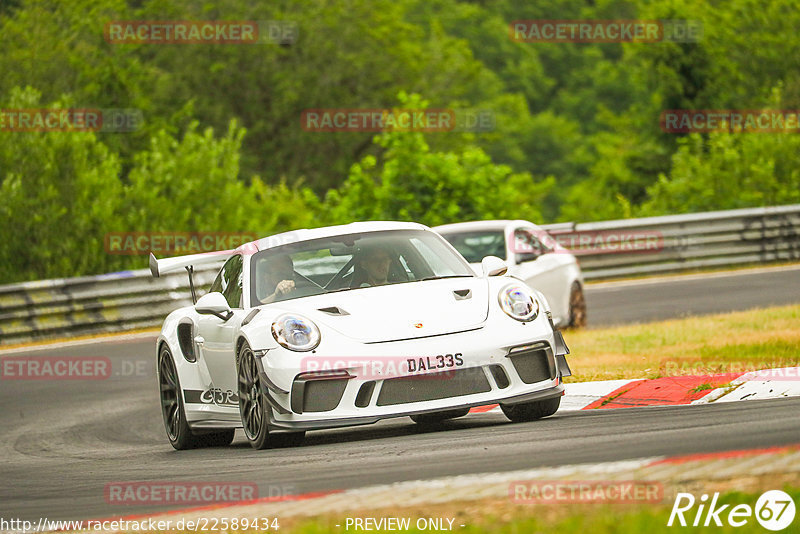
[438,230,507,263]
[250,229,475,304]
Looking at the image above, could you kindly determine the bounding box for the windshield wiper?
[419,275,473,282]
[325,287,356,294]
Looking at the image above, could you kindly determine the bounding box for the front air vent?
[507,345,556,384]
[177,322,195,363]
[355,381,376,408]
[489,364,510,389]
[318,306,350,316]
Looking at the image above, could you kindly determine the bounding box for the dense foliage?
[1,0,798,281]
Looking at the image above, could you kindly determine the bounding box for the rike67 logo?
[668,490,796,531]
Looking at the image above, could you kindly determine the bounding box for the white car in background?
[434,220,586,328]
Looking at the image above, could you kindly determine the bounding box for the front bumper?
[264,383,564,431]
[256,320,570,431]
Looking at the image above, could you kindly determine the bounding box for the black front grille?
[376,368,491,406]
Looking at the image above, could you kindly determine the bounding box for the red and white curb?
[468,366,800,415]
[695,367,800,404]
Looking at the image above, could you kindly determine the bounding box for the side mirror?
[195,292,233,321]
[481,256,508,277]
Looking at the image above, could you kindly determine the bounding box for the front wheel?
[237,342,271,449]
[501,396,561,423]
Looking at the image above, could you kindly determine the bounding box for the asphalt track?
[1,266,799,522]
[585,264,800,326]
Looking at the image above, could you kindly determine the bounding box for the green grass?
[285,486,800,534]
[689,382,714,393]
[564,304,800,382]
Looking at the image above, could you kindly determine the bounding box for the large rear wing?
[149,251,232,278]
[150,250,233,304]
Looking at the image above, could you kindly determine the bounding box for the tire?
[237,343,305,449]
[501,396,561,423]
[410,407,470,425]
[159,345,229,450]
[237,342,272,449]
[567,282,587,328]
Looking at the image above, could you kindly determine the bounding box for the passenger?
[351,245,393,288]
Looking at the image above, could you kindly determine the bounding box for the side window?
[209,268,224,294]
[514,229,552,257]
[209,255,244,308]
[222,255,244,308]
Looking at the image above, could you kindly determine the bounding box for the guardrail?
[544,204,800,279]
[1,204,798,345]
[0,266,221,346]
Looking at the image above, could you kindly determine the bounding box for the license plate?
[406,353,464,373]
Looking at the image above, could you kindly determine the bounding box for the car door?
[195,254,245,405]
[510,227,570,320]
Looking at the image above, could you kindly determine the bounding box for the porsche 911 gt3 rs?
[151,221,571,450]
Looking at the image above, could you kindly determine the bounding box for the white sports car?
[151,221,571,450]
[434,220,586,328]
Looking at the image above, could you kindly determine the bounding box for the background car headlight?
[271,314,321,351]
[498,285,539,321]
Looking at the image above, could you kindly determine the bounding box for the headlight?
[498,285,539,321]
[271,314,321,351]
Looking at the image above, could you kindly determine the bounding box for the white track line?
[588,263,800,290]
[0,331,158,355]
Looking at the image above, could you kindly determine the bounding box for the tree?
[324,94,554,226]
[639,131,800,215]
[0,87,125,281]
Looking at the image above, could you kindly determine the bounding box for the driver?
[352,245,393,288]
[261,254,296,303]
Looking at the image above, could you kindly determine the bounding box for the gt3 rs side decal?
[184,388,239,405]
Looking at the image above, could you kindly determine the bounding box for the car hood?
[271,277,489,343]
